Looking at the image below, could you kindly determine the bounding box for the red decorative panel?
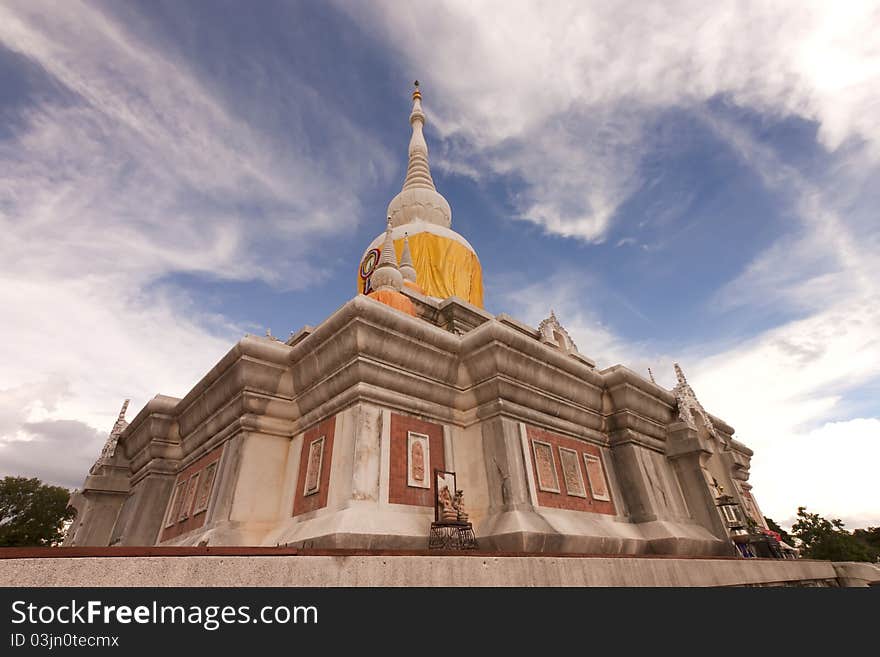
[525,426,616,515]
[389,413,445,507]
[292,416,336,517]
[159,444,225,542]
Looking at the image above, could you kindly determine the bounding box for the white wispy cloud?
[757,418,880,530]
[345,0,880,241]
[0,1,394,286]
[682,120,879,526]
[502,270,664,374]
[685,303,880,528]
[0,1,394,487]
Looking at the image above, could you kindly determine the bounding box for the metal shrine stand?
[429,522,478,550]
[428,469,478,551]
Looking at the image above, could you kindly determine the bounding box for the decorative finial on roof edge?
[399,232,417,283]
[370,217,403,291]
[674,362,688,386]
[92,399,130,471]
[672,362,722,443]
[114,400,129,430]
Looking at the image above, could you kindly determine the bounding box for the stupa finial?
[403,81,433,192]
[386,82,452,228]
[366,217,417,317]
[370,217,403,291]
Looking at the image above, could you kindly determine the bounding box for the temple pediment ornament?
[672,364,728,447]
[538,310,578,354]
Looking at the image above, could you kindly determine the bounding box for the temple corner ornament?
[671,363,728,446]
[537,310,578,353]
[90,399,130,474]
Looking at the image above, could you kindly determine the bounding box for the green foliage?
[853,526,880,552]
[0,476,74,547]
[790,506,879,563]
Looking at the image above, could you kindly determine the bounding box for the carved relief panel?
[159,443,225,542]
[304,436,325,497]
[292,416,336,517]
[559,447,587,498]
[194,462,217,515]
[532,439,560,493]
[407,432,431,489]
[583,453,610,501]
[524,424,616,515]
[178,473,200,522]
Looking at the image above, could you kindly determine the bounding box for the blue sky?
[1,0,878,529]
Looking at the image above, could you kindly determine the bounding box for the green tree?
[853,526,880,553]
[790,506,878,562]
[0,476,74,547]
[764,516,796,547]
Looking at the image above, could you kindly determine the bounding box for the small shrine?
[429,470,478,550]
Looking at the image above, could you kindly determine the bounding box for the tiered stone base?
[2,549,877,587]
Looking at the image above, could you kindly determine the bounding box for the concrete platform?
[1,548,878,587]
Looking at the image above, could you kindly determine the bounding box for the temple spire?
[370,218,403,291]
[366,218,417,317]
[386,82,452,228]
[399,233,417,283]
[402,81,436,192]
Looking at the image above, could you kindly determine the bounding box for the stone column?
[666,422,733,553]
[608,432,662,523]
[72,462,130,546]
[477,416,558,552]
[350,404,382,502]
[114,472,175,546]
[229,430,292,523]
